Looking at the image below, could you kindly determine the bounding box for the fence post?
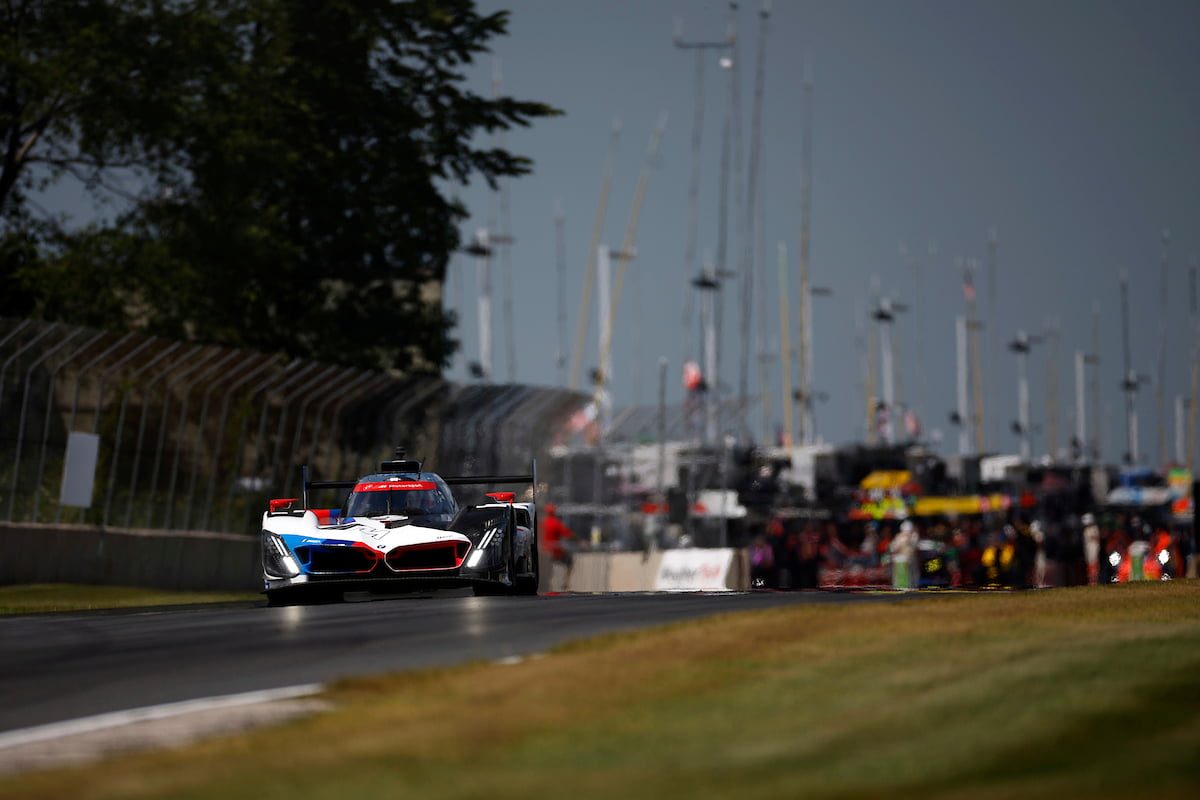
[277,367,355,494]
[122,344,206,529]
[214,359,303,532]
[162,349,240,529]
[376,378,445,469]
[55,332,136,524]
[321,371,391,479]
[32,329,107,522]
[88,337,158,435]
[6,328,82,521]
[100,341,183,528]
[179,353,261,530]
[197,355,280,532]
[0,322,60,421]
[142,347,223,527]
[307,371,376,482]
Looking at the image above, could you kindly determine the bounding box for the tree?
[4,1,557,373]
[0,0,243,316]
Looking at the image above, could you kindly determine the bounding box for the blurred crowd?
[749,512,1194,590]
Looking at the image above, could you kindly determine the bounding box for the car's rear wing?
[298,460,537,510]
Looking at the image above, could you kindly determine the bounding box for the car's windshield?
[343,480,453,519]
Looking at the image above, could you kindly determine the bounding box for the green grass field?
[3,582,1198,800]
[0,584,257,615]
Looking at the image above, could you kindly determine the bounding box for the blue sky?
[33,1,1200,463]
[448,0,1200,462]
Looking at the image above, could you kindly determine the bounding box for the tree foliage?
[0,1,557,372]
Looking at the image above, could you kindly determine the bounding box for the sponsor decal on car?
[354,480,437,492]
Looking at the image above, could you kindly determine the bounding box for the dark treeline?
[0,0,557,373]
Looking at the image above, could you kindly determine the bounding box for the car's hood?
[264,511,469,553]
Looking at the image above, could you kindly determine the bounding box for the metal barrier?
[0,318,587,535]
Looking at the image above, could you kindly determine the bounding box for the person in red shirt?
[541,503,577,587]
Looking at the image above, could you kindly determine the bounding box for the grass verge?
[3,583,1199,799]
[0,583,257,615]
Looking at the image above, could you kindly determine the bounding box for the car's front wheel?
[514,539,539,596]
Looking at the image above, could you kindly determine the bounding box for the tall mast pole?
[1011,330,1032,461]
[693,269,720,443]
[1075,349,1086,461]
[1046,318,1060,460]
[713,48,734,442]
[956,315,970,456]
[752,3,772,445]
[597,245,613,437]
[673,20,731,373]
[778,242,794,446]
[880,309,895,445]
[1188,259,1199,472]
[796,58,814,444]
[1121,271,1138,464]
[1156,229,1170,465]
[475,228,492,380]
[492,59,517,383]
[569,121,622,391]
[1090,302,1101,462]
[554,200,567,386]
[1175,394,1185,465]
[867,322,878,445]
[727,1,746,437]
[986,228,998,445]
[966,259,986,453]
[738,0,769,440]
[599,114,668,390]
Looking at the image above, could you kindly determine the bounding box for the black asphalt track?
[0,591,894,733]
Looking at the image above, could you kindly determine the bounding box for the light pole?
[872,295,908,443]
[693,267,721,444]
[798,284,832,443]
[673,18,733,377]
[462,228,513,381]
[1008,330,1041,461]
[956,315,970,456]
[1120,270,1148,465]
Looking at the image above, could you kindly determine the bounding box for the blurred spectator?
[980,526,1018,587]
[766,517,788,587]
[541,503,576,590]
[796,522,821,589]
[1082,513,1101,585]
[1015,520,1036,588]
[1030,521,1047,588]
[750,535,775,588]
[861,524,879,562]
[890,520,918,589]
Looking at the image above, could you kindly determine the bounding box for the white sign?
[655,548,734,592]
[59,432,100,508]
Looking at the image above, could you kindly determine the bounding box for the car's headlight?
[263,531,300,577]
[466,527,500,569]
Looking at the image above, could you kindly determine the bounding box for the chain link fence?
[0,318,585,535]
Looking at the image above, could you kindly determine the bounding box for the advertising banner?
[655,548,735,592]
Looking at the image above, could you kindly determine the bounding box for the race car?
[261,455,539,605]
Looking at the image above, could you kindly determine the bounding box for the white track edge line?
[0,683,324,751]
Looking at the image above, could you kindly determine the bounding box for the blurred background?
[2,0,1199,590]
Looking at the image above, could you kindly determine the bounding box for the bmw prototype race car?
[261,456,539,605]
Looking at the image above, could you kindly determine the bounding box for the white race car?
[261,455,539,605]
